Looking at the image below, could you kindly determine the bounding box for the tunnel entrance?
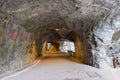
[2,0,120,76]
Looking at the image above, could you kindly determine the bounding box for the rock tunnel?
[0,0,120,76]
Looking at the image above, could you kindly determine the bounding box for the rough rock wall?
[0,18,37,74]
[90,7,120,69]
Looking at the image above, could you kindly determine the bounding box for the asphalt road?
[1,57,120,80]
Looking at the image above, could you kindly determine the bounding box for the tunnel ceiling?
[0,0,120,41]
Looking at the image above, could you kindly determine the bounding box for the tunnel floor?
[1,57,120,80]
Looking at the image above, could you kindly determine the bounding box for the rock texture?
[0,18,37,74]
[0,0,120,71]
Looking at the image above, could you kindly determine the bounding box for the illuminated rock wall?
[0,18,37,74]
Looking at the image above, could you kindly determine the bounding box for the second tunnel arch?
[34,27,93,65]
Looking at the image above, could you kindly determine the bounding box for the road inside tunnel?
[1,56,120,80]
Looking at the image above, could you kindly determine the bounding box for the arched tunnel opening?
[0,0,120,79]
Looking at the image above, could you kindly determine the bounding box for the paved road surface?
[1,57,120,80]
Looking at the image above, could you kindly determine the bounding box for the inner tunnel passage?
[37,30,91,64]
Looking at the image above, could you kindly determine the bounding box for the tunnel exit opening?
[59,41,75,56]
[41,40,75,57]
